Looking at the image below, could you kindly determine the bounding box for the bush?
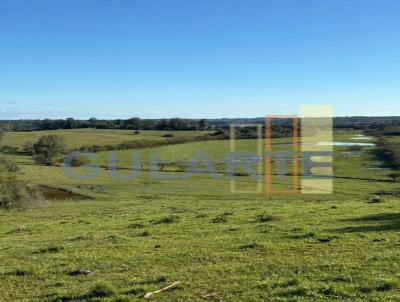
[0,145,19,154]
[33,135,66,165]
[375,137,400,169]
[0,140,43,209]
[163,134,174,138]
[0,177,43,209]
[70,156,91,167]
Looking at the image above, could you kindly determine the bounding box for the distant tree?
[95,122,109,129]
[168,118,188,130]
[140,119,155,130]
[39,119,54,130]
[198,119,209,131]
[65,118,78,129]
[33,135,66,165]
[155,119,169,130]
[88,118,98,128]
[123,117,141,130]
[115,119,123,128]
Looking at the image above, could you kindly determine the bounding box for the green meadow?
[0,129,209,151]
[1,129,400,301]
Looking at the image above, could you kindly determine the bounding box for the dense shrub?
[70,156,91,167]
[33,135,66,165]
[0,145,19,154]
[0,161,42,208]
[375,136,400,169]
[0,135,42,208]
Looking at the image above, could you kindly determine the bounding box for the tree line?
[0,117,211,132]
[3,116,400,133]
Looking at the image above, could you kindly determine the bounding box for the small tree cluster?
[375,136,400,169]
[33,135,66,165]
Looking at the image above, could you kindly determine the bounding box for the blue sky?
[1,0,400,119]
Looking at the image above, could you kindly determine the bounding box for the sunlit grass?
[1,130,400,301]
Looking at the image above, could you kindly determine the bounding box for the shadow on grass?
[333,213,400,233]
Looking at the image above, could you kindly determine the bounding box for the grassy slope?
[1,131,400,301]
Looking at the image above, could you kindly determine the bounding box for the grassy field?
[0,128,210,151]
[1,129,400,301]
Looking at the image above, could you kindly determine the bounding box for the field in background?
[0,128,210,151]
[1,129,400,301]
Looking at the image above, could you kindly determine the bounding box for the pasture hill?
[0,126,400,301]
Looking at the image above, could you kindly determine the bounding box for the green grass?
[1,130,400,301]
[0,128,210,151]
